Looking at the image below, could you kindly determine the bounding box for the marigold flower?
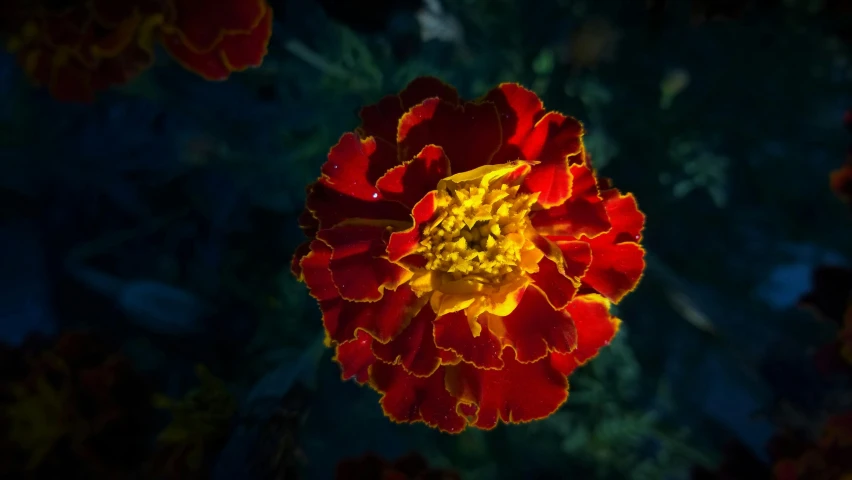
[1,0,167,101]
[0,332,154,478]
[0,0,273,101]
[159,0,273,81]
[148,364,236,480]
[770,413,852,480]
[292,77,646,432]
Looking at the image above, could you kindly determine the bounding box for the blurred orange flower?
[292,77,646,432]
[1,0,273,101]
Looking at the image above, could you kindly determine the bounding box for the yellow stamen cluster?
[418,179,538,284]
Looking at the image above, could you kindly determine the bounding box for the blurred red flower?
[292,77,646,432]
[0,0,272,101]
[0,332,154,478]
[770,413,852,480]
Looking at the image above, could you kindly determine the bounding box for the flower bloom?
[771,413,852,480]
[1,0,272,101]
[292,77,646,432]
[0,332,154,478]
[149,364,236,480]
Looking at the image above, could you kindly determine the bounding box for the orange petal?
[433,311,504,369]
[398,98,502,173]
[501,286,578,362]
[446,348,568,429]
[387,191,438,263]
[306,134,409,230]
[167,0,266,52]
[531,163,609,237]
[321,284,419,343]
[334,331,376,384]
[370,363,467,433]
[318,225,412,302]
[219,5,272,72]
[549,294,620,375]
[376,144,450,208]
[372,307,442,376]
[582,192,646,303]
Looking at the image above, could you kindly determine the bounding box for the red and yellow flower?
[292,77,646,432]
[1,0,272,101]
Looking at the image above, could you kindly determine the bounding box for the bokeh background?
[2,0,852,479]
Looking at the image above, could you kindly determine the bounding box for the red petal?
[600,189,645,241]
[502,286,577,362]
[446,348,568,429]
[399,76,460,109]
[370,363,467,433]
[387,191,438,263]
[482,83,545,154]
[376,144,449,208]
[335,331,376,383]
[219,5,272,72]
[550,294,620,374]
[359,96,404,145]
[299,240,337,301]
[49,60,95,102]
[322,133,397,200]
[831,161,852,204]
[167,0,266,52]
[582,193,646,303]
[321,284,419,343]
[529,239,593,310]
[298,208,319,238]
[433,311,504,369]
[398,98,502,173]
[318,225,411,302]
[307,134,409,230]
[531,163,610,238]
[358,76,460,145]
[290,241,312,279]
[372,307,442,376]
[161,31,231,80]
[519,113,584,207]
[565,295,619,364]
[523,156,572,208]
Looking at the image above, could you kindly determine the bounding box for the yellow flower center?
[417,166,539,285]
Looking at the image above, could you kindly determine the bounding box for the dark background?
[2,0,851,478]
